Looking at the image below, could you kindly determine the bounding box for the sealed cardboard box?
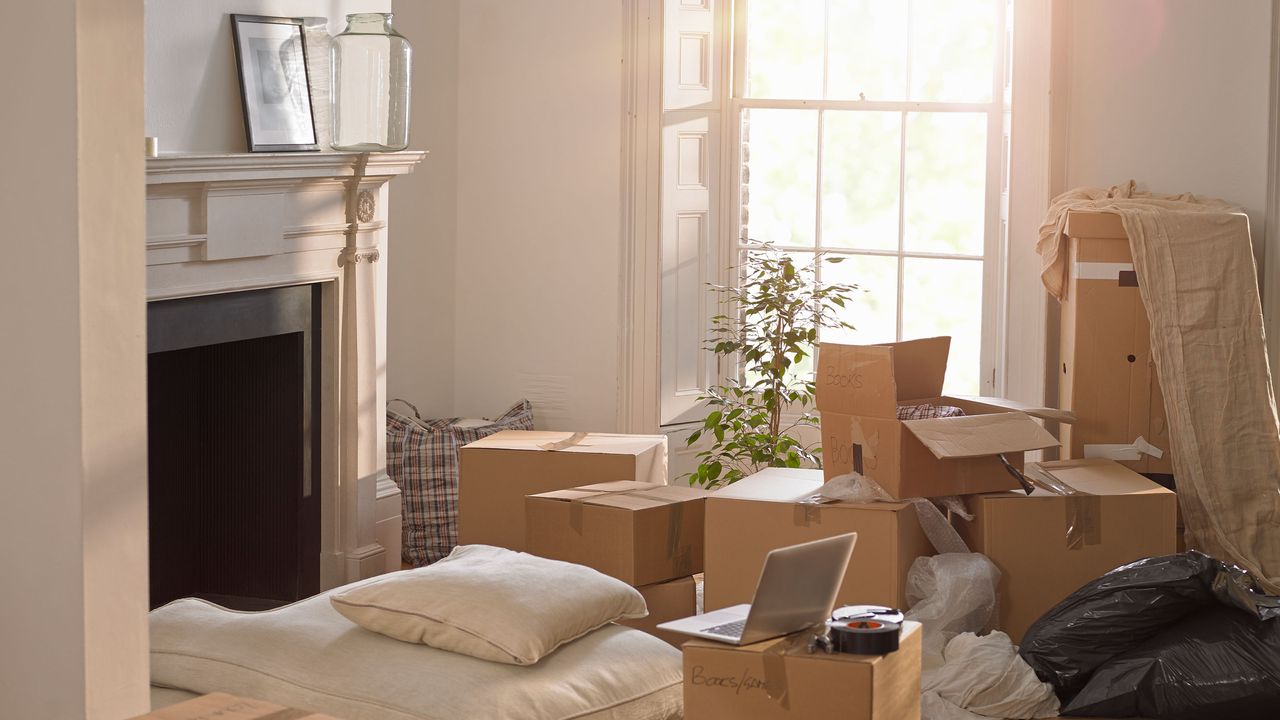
[618,575,697,647]
[703,470,932,611]
[816,337,1061,498]
[459,431,667,551]
[683,622,921,720]
[525,480,709,585]
[955,458,1177,643]
[132,692,341,719]
[1058,210,1180,474]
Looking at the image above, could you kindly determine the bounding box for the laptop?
[657,532,857,645]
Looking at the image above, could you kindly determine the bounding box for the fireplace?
[147,285,322,609]
[145,151,423,595]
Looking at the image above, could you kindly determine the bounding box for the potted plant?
[684,244,858,488]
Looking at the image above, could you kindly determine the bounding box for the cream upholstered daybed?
[149,548,684,720]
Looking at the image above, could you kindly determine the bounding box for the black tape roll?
[829,620,901,655]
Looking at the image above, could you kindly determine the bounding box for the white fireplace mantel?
[146,150,425,588]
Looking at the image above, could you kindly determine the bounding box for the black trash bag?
[1018,551,1280,705]
[1063,604,1280,719]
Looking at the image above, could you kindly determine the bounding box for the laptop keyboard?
[701,619,746,638]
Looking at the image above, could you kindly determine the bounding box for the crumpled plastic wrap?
[1019,551,1280,718]
[821,471,972,554]
[904,553,1002,669]
[922,631,1060,720]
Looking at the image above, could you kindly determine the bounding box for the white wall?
[386,0,459,417]
[0,1,150,716]
[450,0,626,430]
[1061,0,1271,241]
[145,0,390,153]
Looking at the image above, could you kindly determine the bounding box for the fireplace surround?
[146,151,424,590]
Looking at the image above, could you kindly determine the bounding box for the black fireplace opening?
[147,285,322,610]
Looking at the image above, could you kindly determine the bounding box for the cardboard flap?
[885,336,951,401]
[815,336,950,417]
[944,395,1078,424]
[902,412,1059,459]
[1030,458,1173,496]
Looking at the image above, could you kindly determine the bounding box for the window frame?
[725,0,1012,399]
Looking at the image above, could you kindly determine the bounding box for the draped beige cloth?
[1038,183,1280,594]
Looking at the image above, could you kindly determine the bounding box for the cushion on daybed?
[330,545,647,665]
[150,572,681,720]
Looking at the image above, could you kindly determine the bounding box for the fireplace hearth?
[147,285,321,609]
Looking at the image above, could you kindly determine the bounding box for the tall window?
[733,0,1010,395]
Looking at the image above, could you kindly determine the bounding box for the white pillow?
[330,545,648,665]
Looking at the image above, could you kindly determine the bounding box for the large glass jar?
[330,13,411,152]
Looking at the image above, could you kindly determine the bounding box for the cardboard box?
[525,480,709,585]
[683,622,922,720]
[1059,210,1180,474]
[703,469,932,611]
[955,458,1178,643]
[132,692,341,720]
[618,575,697,647]
[459,431,667,551]
[816,337,1061,497]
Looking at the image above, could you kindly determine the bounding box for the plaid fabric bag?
[387,399,534,566]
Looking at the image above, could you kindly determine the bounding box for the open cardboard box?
[817,336,1065,498]
[525,480,709,585]
[955,458,1177,643]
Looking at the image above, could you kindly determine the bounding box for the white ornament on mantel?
[146,150,426,586]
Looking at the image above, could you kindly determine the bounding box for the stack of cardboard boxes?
[449,331,1179,717]
[525,480,709,645]
[458,431,706,647]
[703,336,1178,647]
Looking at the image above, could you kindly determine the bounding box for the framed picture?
[230,14,320,152]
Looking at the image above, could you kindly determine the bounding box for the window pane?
[903,112,986,255]
[745,0,824,99]
[910,0,999,102]
[821,253,899,346]
[901,257,982,395]
[827,0,909,100]
[743,109,818,247]
[821,111,900,252]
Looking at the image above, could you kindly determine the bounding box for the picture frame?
[230,14,320,152]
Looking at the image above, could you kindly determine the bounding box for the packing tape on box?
[1073,261,1134,281]
[761,625,826,710]
[1066,495,1103,550]
[1025,463,1103,550]
[566,487,692,571]
[792,502,823,527]
[828,620,901,655]
[538,432,589,451]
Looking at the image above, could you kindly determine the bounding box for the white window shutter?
[660,0,724,426]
